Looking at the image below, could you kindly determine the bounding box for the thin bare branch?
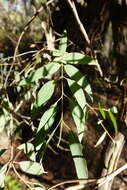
[66,0,90,44]
[4,6,44,87]
[47,162,127,190]
[65,0,103,76]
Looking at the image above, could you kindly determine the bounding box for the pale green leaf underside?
[36,80,56,107]
[64,64,87,87]
[19,62,60,86]
[35,111,57,151]
[31,62,60,81]
[18,143,36,161]
[59,30,67,54]
[69,100,86,142]
[62,52,93,65]
[35,103,57,156]
[52,49,63,57]
[34,184,46,190]
[67,78,86,110]
[19,161,46,175]
[64,64,92,95]
[37,103,57,133]
[34,187,45,190]
[68,132,88,181]
[34,183,46,190]
[109,106,118,114]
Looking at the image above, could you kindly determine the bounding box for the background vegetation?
[0,0,127,189]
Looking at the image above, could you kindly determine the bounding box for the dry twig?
[66,0,90,44]
[98,132,125,190]
[4,6,44,87]
[47,162,127,190]
[65,0,103,76]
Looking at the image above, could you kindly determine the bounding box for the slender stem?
[0,50,37,62]
[66,0,90,44]
[4,5,44,87]
[87,103,115,143]
[12,164,33,190]
[61,63,64,119]
[57,63,64,146]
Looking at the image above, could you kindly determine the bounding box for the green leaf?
[85,84,93,99]
[19,62,60,86]
[99,104,106,119]
[37,103,57,133]
[64,64,87,87]
[35,103,57,152]
[34,183,46,190]
[31,62,60,80]
[59,30,67,53]
[108,110,118,134]
[69,99,86,142]
[109,106,118,114]
[51,49,63,57]
[52,55,64,63]
[18,143,36,161]
[19,161,46,175]
[62,52,93,65]
[34,187,45,190]
[68,131,88,182]
[67,78,86,110]
[64,64,92,95]
[36,80,56,107]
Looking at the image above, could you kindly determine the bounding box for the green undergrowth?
[4,175,22,190]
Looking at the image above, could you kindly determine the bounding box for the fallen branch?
[47,160,127,190]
